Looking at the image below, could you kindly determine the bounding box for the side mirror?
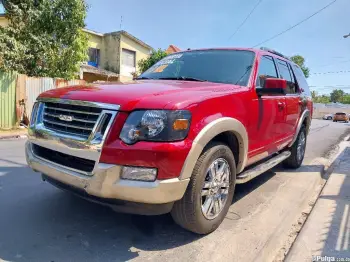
[256,78,287,96]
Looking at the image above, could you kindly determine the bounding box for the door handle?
[278,101,285,110]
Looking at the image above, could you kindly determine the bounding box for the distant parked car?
[333,112,349,123]
[323,114,333,120]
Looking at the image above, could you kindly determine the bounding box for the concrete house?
[0,1,152,82]
[82,29,153,82]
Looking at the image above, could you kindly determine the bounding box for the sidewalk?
[0,128,27,140]
[286,142,350,261]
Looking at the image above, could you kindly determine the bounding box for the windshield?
[139,50,255,86]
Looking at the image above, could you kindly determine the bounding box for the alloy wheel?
[201,158,230,220]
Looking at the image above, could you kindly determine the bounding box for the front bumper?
[26,141,189,206]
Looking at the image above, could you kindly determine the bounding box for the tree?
[290,55,310,78]
[311,90,317,100]
[0,0,88,79]
[138,49,168,74]
[330,89,345,103]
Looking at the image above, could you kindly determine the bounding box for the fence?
[0,71,17,129]
[0,71,86,129]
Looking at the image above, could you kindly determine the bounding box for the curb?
[0,134,27,140]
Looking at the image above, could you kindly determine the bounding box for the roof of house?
[82,28,153,50]
[166,45,181,54]
[81,64,119,77]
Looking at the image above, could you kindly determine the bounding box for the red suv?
[26,47,312,234]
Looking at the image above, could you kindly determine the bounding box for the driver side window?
[256,56,278,88]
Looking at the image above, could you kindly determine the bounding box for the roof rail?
[260,47,290,61]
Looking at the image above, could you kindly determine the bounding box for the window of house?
[276,59,297,94]
[256,56,278,87]
[88,48,100,67]
[122,49,136,67]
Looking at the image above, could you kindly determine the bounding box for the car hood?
[39,80,246,111]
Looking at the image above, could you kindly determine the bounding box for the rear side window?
[291,64,311,96]
[276,59,297,94]
[256,56,278,87]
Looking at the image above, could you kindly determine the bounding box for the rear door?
[276,59,300,140]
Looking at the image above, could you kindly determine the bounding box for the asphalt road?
[0,119,349,262]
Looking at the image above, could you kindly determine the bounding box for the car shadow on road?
[0,160,324,262]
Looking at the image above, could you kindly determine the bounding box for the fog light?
[121,166,157,182]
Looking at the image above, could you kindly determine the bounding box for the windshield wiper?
[158,76,207,82]
[135,76,153,80]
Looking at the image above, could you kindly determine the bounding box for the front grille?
[32,144,95,173]
[43,102,102,139]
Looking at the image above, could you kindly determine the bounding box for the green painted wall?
[0,71,17,129]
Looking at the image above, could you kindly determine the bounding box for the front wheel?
[283,126,307,169]
[171,142,236,234]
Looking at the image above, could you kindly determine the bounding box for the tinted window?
[256,56,278,87]
[277,59,297,94]
[292,64,311,96]
[336,113,346,116]
[139,50,256,86]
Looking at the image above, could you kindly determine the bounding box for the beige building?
[82,29,152,82]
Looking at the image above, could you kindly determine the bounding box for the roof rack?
[260,47,290,61]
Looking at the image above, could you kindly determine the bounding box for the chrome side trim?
[37,97,121,111]
[288,109,310,147]
[28,98,120,176]
[236,151,291,184]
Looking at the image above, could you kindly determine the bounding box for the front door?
[247,55,287,165]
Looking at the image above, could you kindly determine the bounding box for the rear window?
[336,113,346,116]
[291,64,310,96]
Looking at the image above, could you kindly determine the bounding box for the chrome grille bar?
[42,101,103,139]
[44,112,96,124]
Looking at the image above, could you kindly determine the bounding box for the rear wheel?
[327,116,332,120]
[283,126,307,169]
[171,142,236,234]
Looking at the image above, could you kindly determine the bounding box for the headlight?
[120,110,191,144]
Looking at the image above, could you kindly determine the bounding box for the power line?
[311,70,350,75]
[251,0,337,48]
[228,0,263,41]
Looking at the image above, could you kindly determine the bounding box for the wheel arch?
[289,109,311,147]
[179,117,248,180]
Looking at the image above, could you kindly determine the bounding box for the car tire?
[333,120,337,122]
[283,126,307,169]
[171,142,236,234]
[327,117,332,120]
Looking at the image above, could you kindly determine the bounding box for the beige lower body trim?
[179,117,248,179]
[26,142,189,204]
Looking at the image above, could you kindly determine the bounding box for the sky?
[85,0,350,95]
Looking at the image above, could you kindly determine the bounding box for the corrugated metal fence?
[25,77,55,118]
[0,71,17,129]
[0,71,86,129]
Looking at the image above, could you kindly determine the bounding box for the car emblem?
[58,114,73,122]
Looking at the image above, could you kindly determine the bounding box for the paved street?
[0,119,349,262]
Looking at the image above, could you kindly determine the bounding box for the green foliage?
[311,89,350,104]
[0,0,88,79]
[290,55,310,78]
[138,48,168,74]
[330,89,345,103]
